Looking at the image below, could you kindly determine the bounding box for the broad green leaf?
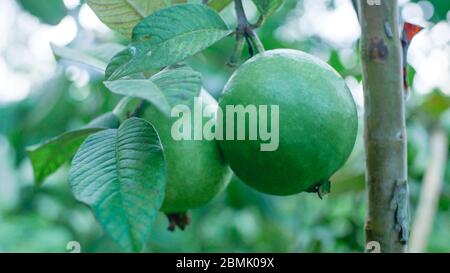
[106,80,169,114]
[18,0,67,25]
[86,0,187,38]
[150,65,202,106]
[69,118,165,252]
[207,0,233,11]
[27,112,120,185]
[51,43,125,73]
[105,4,231,80]
[28,129,103,185]
[104,65,201,116]
[251,0,284,17]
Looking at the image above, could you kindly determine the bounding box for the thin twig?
[410,128,448,252]
[232,0,265,61]
[234,0,248,27]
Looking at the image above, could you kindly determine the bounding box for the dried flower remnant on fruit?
[166,212,191,231]
[307,180,331,199]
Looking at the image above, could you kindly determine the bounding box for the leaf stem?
[251,15,266,29]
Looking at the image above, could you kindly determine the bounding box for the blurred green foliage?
[0,0,449,252]
[17,0,67,25]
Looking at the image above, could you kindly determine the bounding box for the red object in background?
[403,22,424,43]
[401,22,424,92]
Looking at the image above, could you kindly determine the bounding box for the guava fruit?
[143,90,232,213]
[217,49,358,196]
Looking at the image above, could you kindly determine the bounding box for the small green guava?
[143,90,232,213]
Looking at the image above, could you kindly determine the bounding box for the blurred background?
[0,0,449,252]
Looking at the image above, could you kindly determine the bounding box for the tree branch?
[359,0,409,252]
[229,0,265,63]
[410,128,448,252]
[234,0,248,27]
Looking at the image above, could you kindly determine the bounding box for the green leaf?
[106,80,169,114]
[69,118,166,252]
[51,43,125,73]
[207,0,233,11]
[27,112,120,185]
[150,65,202,106]
[104,65,201,116]
[28,129,103,185]
[251,0,284,17]
[18,0,67,25]
[86,0,187,38]
[105,4,231,80]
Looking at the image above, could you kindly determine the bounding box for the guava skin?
[143,90,232,213]
[218,49,358,196]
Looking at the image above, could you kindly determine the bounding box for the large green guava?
[143,90,232,213]
[217,49,358,196]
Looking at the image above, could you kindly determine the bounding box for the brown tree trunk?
[358,0,409,253]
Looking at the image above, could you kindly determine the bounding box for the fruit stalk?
[358,0,409,252]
